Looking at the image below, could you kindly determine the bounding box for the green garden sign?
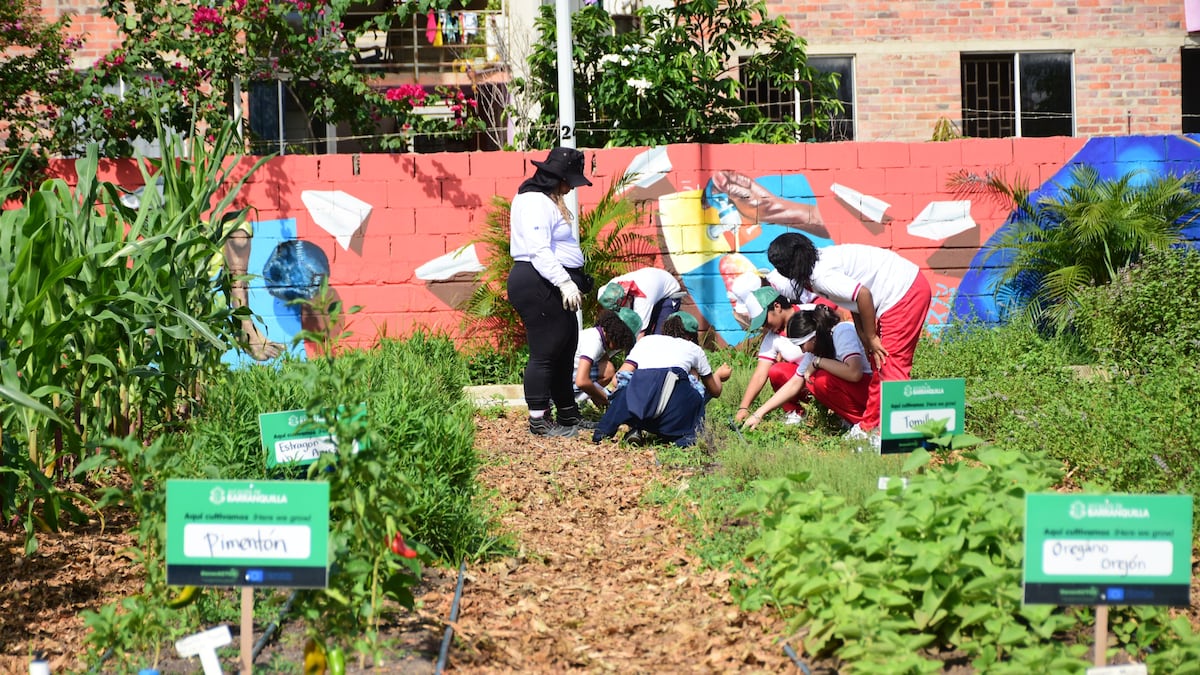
[166,480,329,588]
[879,378,965,454]
[1024,493,1193,606]
[259,405,364,468]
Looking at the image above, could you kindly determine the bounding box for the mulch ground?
[10,412,1193,673]
[0,412,806,674]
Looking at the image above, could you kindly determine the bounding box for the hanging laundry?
[458,12,467,43]
[444,12,460,44]
[425,10,437,44]
[433,10,444,46]
[462,12,479,40]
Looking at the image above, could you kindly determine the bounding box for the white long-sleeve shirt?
[509,191,584,286]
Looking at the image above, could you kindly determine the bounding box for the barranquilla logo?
[208,484,289,506]
[1068,498,1150,520]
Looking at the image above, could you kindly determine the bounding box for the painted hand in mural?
[224,229,285,362]
[711,170,830,240]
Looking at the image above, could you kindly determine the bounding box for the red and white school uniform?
[808,244,932,431]
[757,331,811,415]
[799,321,874,426]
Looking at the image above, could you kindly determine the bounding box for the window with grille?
[808,56,854,141]
[961,52,1073,138]
[739,55,855,141]
[1182,48,1200,133]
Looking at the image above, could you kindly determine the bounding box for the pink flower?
[385,84,428,105]
[191,7,224,36]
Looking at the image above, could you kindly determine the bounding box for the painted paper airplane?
[301,190,372,250]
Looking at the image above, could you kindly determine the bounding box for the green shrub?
[464,346,529,385]
[1075,245,1200,371]
[738,443,1200,671]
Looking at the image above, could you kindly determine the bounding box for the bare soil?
[0,412,802,674]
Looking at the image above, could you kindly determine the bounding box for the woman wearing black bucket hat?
[508,146,595,437]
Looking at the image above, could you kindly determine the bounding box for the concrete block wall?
[44,133,1200,357]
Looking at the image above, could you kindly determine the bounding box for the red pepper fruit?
[390,532,418,558]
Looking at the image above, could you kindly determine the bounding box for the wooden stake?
[1094,604,1108,667]
[241,586,254,674]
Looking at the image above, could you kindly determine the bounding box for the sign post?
[1024,493,1193,666]
[879,378,965,454]
[167,480,330,672]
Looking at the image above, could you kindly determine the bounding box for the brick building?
[33,0,1200,145]
[763,0,1200,141]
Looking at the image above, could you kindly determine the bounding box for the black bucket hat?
[532,147,592,188]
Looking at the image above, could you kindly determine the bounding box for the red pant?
[767,361,810,413]
[809,370,873,426]
[860,273,932,431]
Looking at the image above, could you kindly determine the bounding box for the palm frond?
[967,163,1200,333]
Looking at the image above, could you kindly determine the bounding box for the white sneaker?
[844,423,869,440]
[784,411,805,425]
[845,423,881,452]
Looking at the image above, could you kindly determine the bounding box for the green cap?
[616,308,642,337]
[748,287,782,332]
[668,311,699,334]
[598,282,626,310]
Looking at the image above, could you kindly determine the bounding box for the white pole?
[554,0,576,150]
[555,0,582,326]
[554,0,580,221]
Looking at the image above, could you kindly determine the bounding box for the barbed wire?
[248,105,1188,148]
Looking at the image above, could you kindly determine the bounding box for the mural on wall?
[143,134,1200,364]
[955,135,1200,323]
[222,190,368,365]
[587,146,1015,347]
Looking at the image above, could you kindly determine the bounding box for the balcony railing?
[342,8,506,84]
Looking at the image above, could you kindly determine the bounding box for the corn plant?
[0,118,268,553]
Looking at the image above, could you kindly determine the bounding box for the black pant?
[508,262,580,413]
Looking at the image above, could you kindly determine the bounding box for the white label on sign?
[888,408,957,433]
[275,436,338,462]
[1042,540,1173,577]
[877,477,909,490]
[183,524,312,559]
[1086,664,1147,675]
[176,625,232,675]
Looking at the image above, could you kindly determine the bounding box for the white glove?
[558,280,583,311]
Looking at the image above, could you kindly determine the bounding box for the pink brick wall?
[44,137,1124,353]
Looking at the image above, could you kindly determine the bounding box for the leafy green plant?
[1074,245,1200,371]
[738,426,1200,671]
[459,177,655,353]
[79,436,185,671]
[516,1,841,148]
[0,0,79,170]
[739,442,1083,671]
[464,347,529,385]
[950,165,1200,333]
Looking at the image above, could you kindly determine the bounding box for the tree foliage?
[515,1,841,148]
[0,0,78,163]
[2,0,485,163]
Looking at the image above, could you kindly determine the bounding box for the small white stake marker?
[175,625,232,675]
